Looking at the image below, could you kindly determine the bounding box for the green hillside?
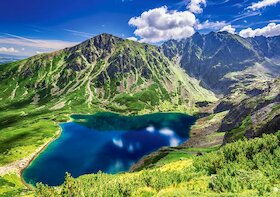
[0,34,216,115]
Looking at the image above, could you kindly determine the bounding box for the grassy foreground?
[36,131,280,196]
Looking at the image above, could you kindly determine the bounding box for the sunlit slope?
[0,33,216,114]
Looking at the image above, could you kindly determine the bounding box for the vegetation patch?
[225,115,252,143]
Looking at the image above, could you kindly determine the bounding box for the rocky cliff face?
[162,32,280,94]
[219,79,280,143]
[250,36,280,58]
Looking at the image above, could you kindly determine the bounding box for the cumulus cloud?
[187,0,206,14]
[0,47,18,53]
[239,23,280,37]
[219,25,236,34]
[127,37,138,41]
[128,6,196,43]
[248,0,280,10]
[196,20,227,30]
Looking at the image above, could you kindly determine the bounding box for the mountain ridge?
[161,31,280,94]
[0,33,216,115]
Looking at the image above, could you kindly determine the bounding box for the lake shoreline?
[19,115,73,190]
[20,127,62,189]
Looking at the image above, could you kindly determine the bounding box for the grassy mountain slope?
[0,54,26,65]
[0,34,216,114]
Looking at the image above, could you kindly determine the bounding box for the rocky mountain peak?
[64,34,125,65]
[89,33,124,49]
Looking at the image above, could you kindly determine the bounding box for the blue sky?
[0,0,280,56]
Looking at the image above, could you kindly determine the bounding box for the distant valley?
[0,54,26,65]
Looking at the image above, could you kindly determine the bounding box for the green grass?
[0,174,32,197]
[130,145,215,172]
[225,115,252,143]
[0,108,58,165]
[270,103,280,116]
[153,145,221,167]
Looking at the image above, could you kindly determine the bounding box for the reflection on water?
[23,113,195,186]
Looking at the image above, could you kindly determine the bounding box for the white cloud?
[269,19,280,23]
[64,29,95,38]
[219,25,236,34]
[127,37,138,41]
[187,0,206,14]
[229,11,261,23]
[0,33,78,56]
[0,47,18,53]
[239,23,280,37]
[128,6,196,43]
[0,37,77,50]
[196,20,227,30]
[248,0,280,10]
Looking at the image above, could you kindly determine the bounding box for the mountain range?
[162,31,280,94]
[0,32,279,146]
[0,31,279,196]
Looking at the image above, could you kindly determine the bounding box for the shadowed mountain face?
[216,78,280,143]
[250,36,280,58]
[162,32,280,94]
[0,34,216,114]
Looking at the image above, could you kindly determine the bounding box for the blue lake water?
[22,112,195,186]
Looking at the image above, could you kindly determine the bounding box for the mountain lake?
[22,112,196,186]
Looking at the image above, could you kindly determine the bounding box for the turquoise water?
[22,112,195,186]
